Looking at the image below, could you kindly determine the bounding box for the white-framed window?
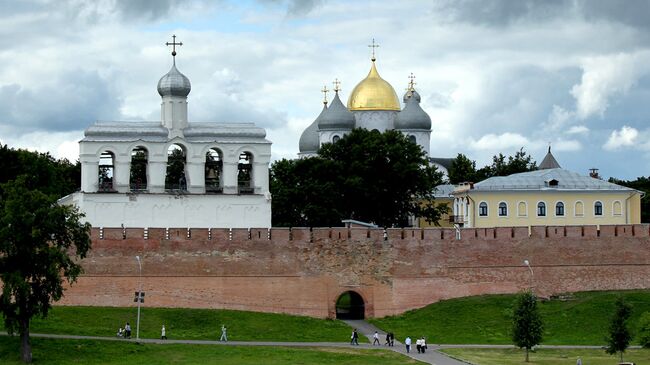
[479,202,488,217]
[517,201,527,217]
[594,201,603,216]
[555,201,565,216]
[575,201,584,217]
[332,135,340,143]
[613,200,622,216]
[498,202,508,217]
[537,202,546,217]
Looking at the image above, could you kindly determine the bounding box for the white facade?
[62,51,272,229]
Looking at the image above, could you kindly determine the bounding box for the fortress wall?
[60,224,650,318]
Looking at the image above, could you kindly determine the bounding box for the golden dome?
[347,60,400,111]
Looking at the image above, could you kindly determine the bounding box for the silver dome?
[299,104,327,153]
[403,89,421,103]
[395,93,431,130]
[157,63,191,97]
[318,93,355,130]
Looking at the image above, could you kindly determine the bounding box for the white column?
[148,156,167,193]
[161,96,188,131]
[222,161,237,194]
[114,156,130,193]
[252,161,268,195]
[186,161,204,194]
[81,160,98,193]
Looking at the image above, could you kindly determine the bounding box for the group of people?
[115,323,228,341]
[400,335,428,354]
[116,322,132,339]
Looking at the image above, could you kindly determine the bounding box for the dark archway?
[335,291,365,319]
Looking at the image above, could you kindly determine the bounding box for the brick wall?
[59,224,650,318]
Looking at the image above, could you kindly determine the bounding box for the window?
[613,201,622,216]
[555,202,564,216]
[98,150,115,192]
[130,147,148,192]
[594,201,603,216]
[238,151,254,194]
[408,135,416,144]
[498,202,508,217]
[165,144,187,191]
[332,135,340,143]
[517,201,527,217]
[575,201,584,216]
[479,202,488,216]
[537,202,546,217]
[205,148,223,193]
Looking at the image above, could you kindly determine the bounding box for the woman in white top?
[420,337,427,353]
[416,338,422,353]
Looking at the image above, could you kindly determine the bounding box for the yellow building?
[451,150,643,228]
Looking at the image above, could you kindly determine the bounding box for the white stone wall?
[354,111,396,132]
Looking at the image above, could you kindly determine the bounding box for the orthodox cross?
[408,73,416,91]
[333,78,341,93]
[166,35,183,57]
[368,38,379,61]
[321,85,329,104]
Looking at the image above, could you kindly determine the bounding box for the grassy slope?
[30,306,361,342]
[369,290,650,345]
[0,337,420,365]
[442,348,650,365]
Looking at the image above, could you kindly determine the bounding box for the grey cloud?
[256,0,324,16]
[0,70,121,134]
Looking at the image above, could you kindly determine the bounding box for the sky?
[1,0,650,180]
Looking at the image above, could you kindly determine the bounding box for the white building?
[61,39,272,228]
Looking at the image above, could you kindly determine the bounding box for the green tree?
[512,290,544,362]
[270,129,446,227]
[488,148,537,177]
[606,296,633,361]
[638,311,650,348]
[165,148,186,190]
[447,153,478,184]
[129,150,148,189]
[0,177,91,363]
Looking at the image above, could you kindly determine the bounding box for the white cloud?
[566,125,589,135]
[553,139,582,152]
[469,132,531,151]
[603,125,639,150]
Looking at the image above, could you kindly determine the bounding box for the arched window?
[613,201,622,216]
[498,202,508,217]
[575,201,584,216]
[205,148,223,193]
[408,135,416,144]
[517,201,527,217]
[537,202,546,217]
[332,135,340,143]
[98,151,115,192]
[479,202,488,216]
[238,151,254,194]
[165,144,187,191]
[594,201,603,216]
[129,147,148,192]
[555,202,564,216]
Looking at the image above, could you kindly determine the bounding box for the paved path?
[343,319,469,365]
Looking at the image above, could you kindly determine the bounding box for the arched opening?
[205,148,223,193]
[335,291,365,320]
[165,144,187,192]
[98,151,115,192]
[130,146,148,192]
[408,135,416,144]
[237,151,253,194]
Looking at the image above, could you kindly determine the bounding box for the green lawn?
[0,337,420,365]
[441,348,650,365]
[30,306,360,342]
[369,290,650,345]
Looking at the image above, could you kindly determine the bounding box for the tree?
[447,153,478,184]
[637,311,650,348]
[512,290,544,362]
[165,148,186,190]
[606,296,632,361]
[0,177,91,363]
[270,129,447,227]
[487,148,537,177]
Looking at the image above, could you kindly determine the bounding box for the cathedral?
[61,37,272,228]
[298,46,453,176]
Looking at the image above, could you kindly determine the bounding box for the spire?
[368,38,379,62]
[538,145,561,170]
[166,34,183,64]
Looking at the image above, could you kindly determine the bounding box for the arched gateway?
[335,291,365,319]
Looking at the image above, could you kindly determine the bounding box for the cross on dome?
[333,78,341,93]
[166,35,183,58]
[408,73,416,91]
[368,38,379,61]
[321,85,329,104]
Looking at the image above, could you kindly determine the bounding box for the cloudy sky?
[2,0,650,179]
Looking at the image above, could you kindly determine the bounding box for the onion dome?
[395,92,431,130]
[319,92,355,130]
[299,104,327,154]
[157,61,191,97]
[403,89,421,103]
[347,60,400,111]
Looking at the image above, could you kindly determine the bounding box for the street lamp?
[523,259,534,291]
[135,255,143,340]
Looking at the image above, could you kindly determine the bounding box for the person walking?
[416,337,422,353]
[389,332,394,346]
[405,336,411,353]
[350,329,359,345]
[372,331,380,345]
[421,337,427,353]
[124,322,131,339]
[576,357,582,365]
[220,324,228,342]
[385,332,391,346]
[161,325,167,340]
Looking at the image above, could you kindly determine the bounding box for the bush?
[638,312,650,347]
